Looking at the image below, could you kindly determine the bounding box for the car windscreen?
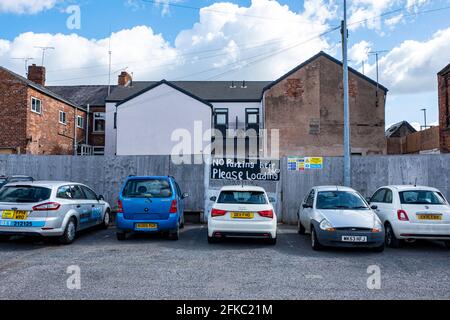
[122,179,173,198]
[316,191,369,210]
[399,190,446,205]
[217,191,268,204]
[0,186,52,203]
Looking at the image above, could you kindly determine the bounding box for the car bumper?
[0,217,65,237]
[316,228,385,248]
[393,222,450,240]
[208,218,277,239]
[116,213,179,233]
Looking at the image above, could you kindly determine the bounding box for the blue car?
[116,176,189,241]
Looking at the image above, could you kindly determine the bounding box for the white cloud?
[349,40,372,66]
[0,0,59,14]
[0,0,338,84]
[365,27,450,95]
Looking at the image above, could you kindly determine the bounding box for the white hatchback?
[369,185,450,248]
[208,186,277,244]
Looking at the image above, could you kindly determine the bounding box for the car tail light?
[32,202,61,211]
[211,208,227,217]
[169,200,178,214]
[258,210,274,219]
[397,209,409,221]
[117,200,124,213]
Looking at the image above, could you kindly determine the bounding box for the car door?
[370,188,388,222]
[80,185,103,226]
[174,181,184,218]
[69,185,92,230]
[56,185,86,229]
[300,189,315,233]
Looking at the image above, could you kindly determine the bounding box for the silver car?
[0,181,111,244]
[298,186,385,252]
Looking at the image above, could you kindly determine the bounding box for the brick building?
[439,63,450,153]
[0,65,86,155]
[263,52,387,157]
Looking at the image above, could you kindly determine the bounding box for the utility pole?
[421,108,428,130]
[342,0,351,187]
[12,57,34,76]
[34,46,55,65]
[108,26,112,95]
[369,50,388,107]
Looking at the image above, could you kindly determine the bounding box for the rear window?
[0,186,52,203]
[122,179,173,198]
[217,191,267,204]
[400,191,446,205]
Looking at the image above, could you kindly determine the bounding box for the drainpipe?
[86,104,90,147]
[73,108,77,156]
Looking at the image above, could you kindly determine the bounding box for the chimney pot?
[28,65,46,86]
[118,71,133,87]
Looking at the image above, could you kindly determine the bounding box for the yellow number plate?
[135,223,158,229]
[231,212,254,219]
[417,214,442,221]
[1,210,29,220]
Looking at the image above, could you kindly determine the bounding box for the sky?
[1,0,450,129]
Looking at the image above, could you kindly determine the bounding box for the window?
[385,189,393,203]
[59,111,67,125]
[316,191,369,210]
[215,109,228,126]
[0,186,51,203]
[93,113,105,133]
[92,147,105,156]
[31,97,42,114]
[80,186,98,200]
[122,179,173,199]
[371,189,387,203]
[57,185,85,200]
[246,109,259,125]
[305,190,315,207]
[77,116,84,129]
[217,191,268,205]
[399,190,447,205]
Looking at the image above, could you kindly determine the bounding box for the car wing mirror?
[302,203,311,209]
[210,196,217,202]
[371,205,378,210]
[182,192,189,199]
[269,197,276,203]
[97,195,105,201]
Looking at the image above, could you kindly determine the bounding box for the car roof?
[382,185,441,192]
[3,181,87,188]
[219,185,267,192]
[314,186,357,192]
[126,176,171,180]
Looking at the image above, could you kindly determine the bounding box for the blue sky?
[1,0,450,127]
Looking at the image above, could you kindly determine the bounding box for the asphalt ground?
[0,224,449,300]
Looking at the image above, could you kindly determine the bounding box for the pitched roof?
[438,63,450,76]
[106,80,270,103]
[0,66,83,110]
[385,121,417,138]
[262,51,389,94]
[46,85,112,107]
[116,80,214,109]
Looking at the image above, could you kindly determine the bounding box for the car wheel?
[372,243,385,253]
[385,223,401,248]
[297,218,306,235]
[180,215,185,229]
[266,237,277,245]
[59,218,77,245]
[116,232,127,241]
[444,241,450,249]
[100,210,111,230]
[0,235,10,242]
[207,235,219,244]
[168,226,180,241]
[311,227,323,251]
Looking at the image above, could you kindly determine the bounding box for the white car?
[208,186,277,245]
[0,181,111,244]
[369,185,450,248]
[298,186,385,252]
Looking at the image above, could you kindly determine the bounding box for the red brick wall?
[438,72,450,153]
[26,88,86,155]
[0,69,28,153]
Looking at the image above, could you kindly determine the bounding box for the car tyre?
[297,218,306,235]
[180,215,185,229]
[207,235,220,244]
[0,235,10,242]
[444,241,450,249]
[385,223,401,248]
[168,226,180,241]
[116,232,127,241]
[372,243,385,253]
[100,210,111,230]
[59,217,77,245]
[311,227,323,251]
[266,237,277,245]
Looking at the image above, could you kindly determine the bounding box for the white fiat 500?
[370,185,450,248]
[0,181,111,244]
[208,186,277,244]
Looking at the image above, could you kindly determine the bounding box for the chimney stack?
[28,64,46,86]
[118,71,132,87]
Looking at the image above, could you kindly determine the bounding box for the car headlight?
[372,219,383,232]
[319,219,335,232]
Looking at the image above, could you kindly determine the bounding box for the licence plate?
[417,214,442,221]
[231,212,254,219]
[1,210,29,220]
[135,223,158,230]
[342,236,368,243]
